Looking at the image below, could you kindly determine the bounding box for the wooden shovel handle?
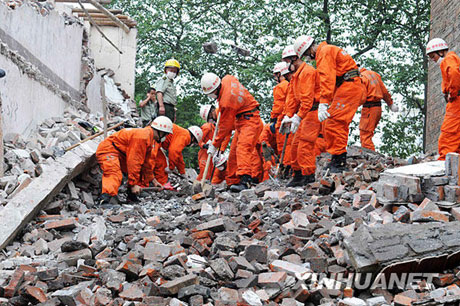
[201,112,222,186]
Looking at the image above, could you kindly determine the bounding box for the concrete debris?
[0,146,459,305]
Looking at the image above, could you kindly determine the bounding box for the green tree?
[111,0,430,159]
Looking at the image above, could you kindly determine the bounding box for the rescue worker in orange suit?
[201,73,263,192]
[426,38,460,160]
[154,124,203,185]
[197,105,231,185]
[96,116,173,205]
[294,35,367,172]
[272,52,295,177]
[359,67,399,151]
[280,42,322,186]
[257,123,279,182]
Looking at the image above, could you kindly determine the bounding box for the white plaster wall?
[0,54,69,136]
[0,3,84,136]
[87,23,136,98]
[86,72,103,114]
[0,4,83,90]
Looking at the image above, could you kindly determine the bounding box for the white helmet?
[273,62,284,74]
[426,38,448,55]
[201,73,221,95]
[279,62,290,75]
[294,35,315,58]
[281,45,296,59]
[151,116,173,133]
[188,126,203,143]
[200,104,214,121]
[273,62,290,76]
[215,152,229,169]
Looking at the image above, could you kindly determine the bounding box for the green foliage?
[111,0,430,159]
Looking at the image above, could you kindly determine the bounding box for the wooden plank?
[76,13,129,20]
[87,0,130,34]
[72,8,122,14]
[56,0,112,4]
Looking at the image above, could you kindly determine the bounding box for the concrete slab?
[384,161,445,177]
[0,136,102,250]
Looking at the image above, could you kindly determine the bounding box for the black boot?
[251,177,260,185]
[303,174,315,184]
[229,175,252,193]
[127,189,139,202]
[96,193,112,205]
[328,152,347,173]
[287,170,304,187]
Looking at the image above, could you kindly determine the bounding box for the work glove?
[279,116,292,134]
[202,139,211,150]
[212,152,221,166]
[207,143,217,156]
[318,103,330,122]
[390,104,399,112]
[164,166,172,174]
[290,114,302,134]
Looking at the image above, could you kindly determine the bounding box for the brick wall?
[426,0,460,154]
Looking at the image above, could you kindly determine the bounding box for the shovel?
[275,132,290,178]
[193,112,222,195]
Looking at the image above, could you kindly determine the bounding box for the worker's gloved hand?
[279,116,292,134]
[164,166,172,174]
[212,152,221,166]
[318,103,330,122]
[390,104,399,112]
[290,114,302,134]
[152,179,163,189]
[131,185,141,195]
[203,139,211,150]
[207,143,217,156]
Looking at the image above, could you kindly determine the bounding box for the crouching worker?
[154,124,203,185]
[96,116,173,205]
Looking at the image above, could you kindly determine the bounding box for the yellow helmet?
[164,59,180,70]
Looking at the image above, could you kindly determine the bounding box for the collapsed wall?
[0,2,84,136]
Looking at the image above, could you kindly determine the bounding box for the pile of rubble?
[0,76,137,207]
[1,147,460,305]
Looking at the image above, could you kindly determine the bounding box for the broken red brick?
[190,230,213,240]
[44,218,77,231]
[4,268,25,298]
[24,286,47,303]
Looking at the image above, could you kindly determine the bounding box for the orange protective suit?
[153,149,169,185]
[359,68,394,151]
[197,122,230,184]
[213,75,263,185]
[438,51,460,160]
[315,132,327,156]
[162,124,192,174]
[271,80,289,128]
[273,81,293,166]
[154,124,191,185]
[285,62,322,175]
[316,41,367,155]
[96,127,159,196]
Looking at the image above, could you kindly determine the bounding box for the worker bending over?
[96,116,173,204]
